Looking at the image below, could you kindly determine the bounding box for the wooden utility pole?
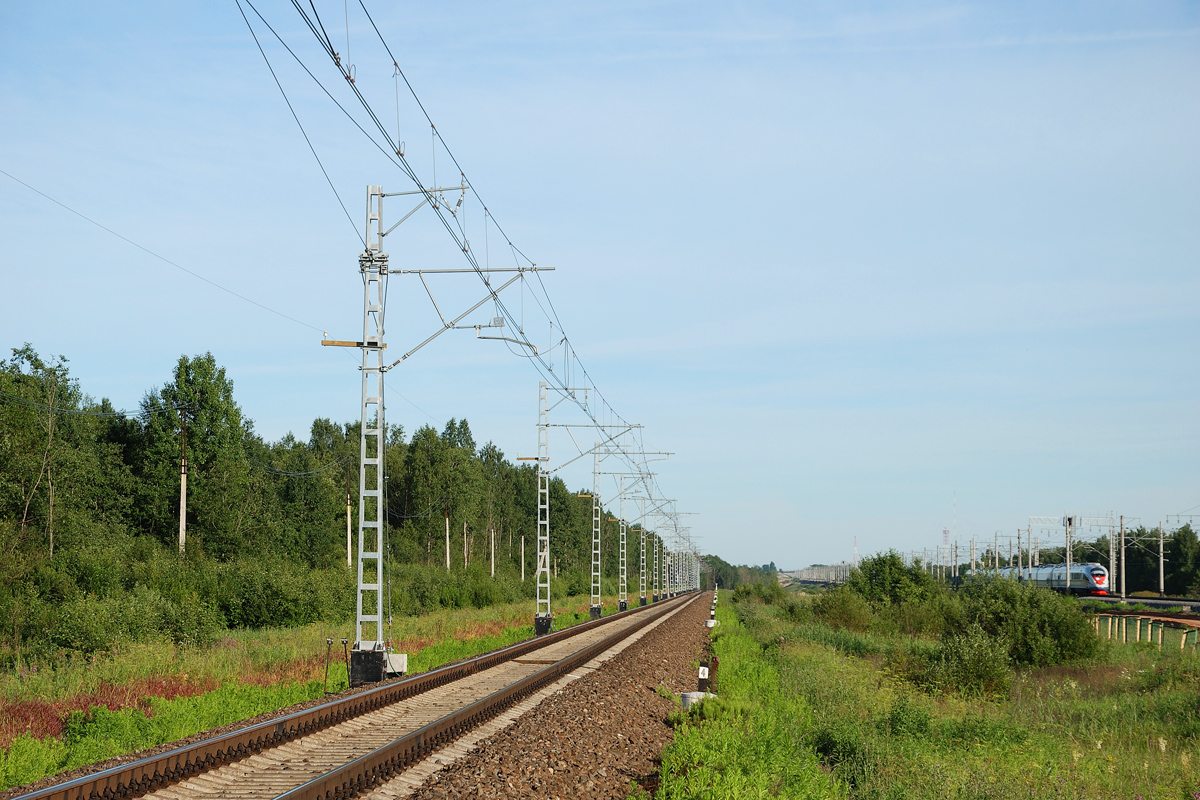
[47,474,54,559]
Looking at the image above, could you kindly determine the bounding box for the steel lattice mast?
[590,450,602,619]
[653,535,660,602]
[353,186,388,676]
[619,496,628,611]
[535,382,552,635]
[638,525,647,606]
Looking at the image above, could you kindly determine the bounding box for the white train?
[980,563,1110,596]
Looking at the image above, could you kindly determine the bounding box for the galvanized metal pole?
[352,186,388,683]
[1108,525,1115,589]
[1065,517,1072,593]
[618,487,628,611]
[1027,527,1032,578]
[652,536,660,601]
[639,526,647,605]
[1119,515,1125,600]
[534,382,552,635]
[1159,521,1165,598]
[590,450,602,619]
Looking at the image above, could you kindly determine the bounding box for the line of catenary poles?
[789,513,1177,602]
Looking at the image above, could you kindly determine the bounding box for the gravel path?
[407,594,711,800]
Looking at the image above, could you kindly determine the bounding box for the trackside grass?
[645,601,840,799]
[646,588,1200,800]
[0,594,616,791]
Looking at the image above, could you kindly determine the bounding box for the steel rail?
[13,594,695,800]
[275,592,697,800]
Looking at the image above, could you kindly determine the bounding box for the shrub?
[812,587,873,632]
[732,582,787,605]
[845,550,937,607]
[959,577,1097,666]
[931,623,1012,698]
[883,694,931,737]
[873,593,962,638]
[779,594,813,624]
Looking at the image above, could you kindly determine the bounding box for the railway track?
[16,593,697,800]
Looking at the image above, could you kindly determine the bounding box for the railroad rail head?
[276,592,699,800]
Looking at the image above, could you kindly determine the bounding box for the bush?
[215,559,352,628]
[958,577,1097,666]
[732,582,787,605]
[883,694,931,737]
[845,550,937,607]
[812,587,873,632]
[873,594,962,638]
[930,623,1012,697]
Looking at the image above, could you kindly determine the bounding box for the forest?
[0,345,742,667]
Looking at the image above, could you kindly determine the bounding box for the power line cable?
[248,453,353,476]
[0,389,189,419]
[235,0,364,248]
[0,169,439,425]
[247,1,670,504]
[0,167,325,334]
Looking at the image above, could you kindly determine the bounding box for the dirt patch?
[0,673,220,749]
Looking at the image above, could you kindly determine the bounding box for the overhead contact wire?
[235,0,364,248]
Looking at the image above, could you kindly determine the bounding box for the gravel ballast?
[409,594,712,800]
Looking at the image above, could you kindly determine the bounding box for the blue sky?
[1,2,1197,568]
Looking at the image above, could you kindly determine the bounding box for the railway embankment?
[404,593,711,800]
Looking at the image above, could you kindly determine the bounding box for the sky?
[1,1,1197,569]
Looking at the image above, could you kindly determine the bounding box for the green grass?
[0,593,620,791]
[648,591,1200,800]
[648,597,839,799]
[0,680,324,789]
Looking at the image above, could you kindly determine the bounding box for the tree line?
[0,346,687,664]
